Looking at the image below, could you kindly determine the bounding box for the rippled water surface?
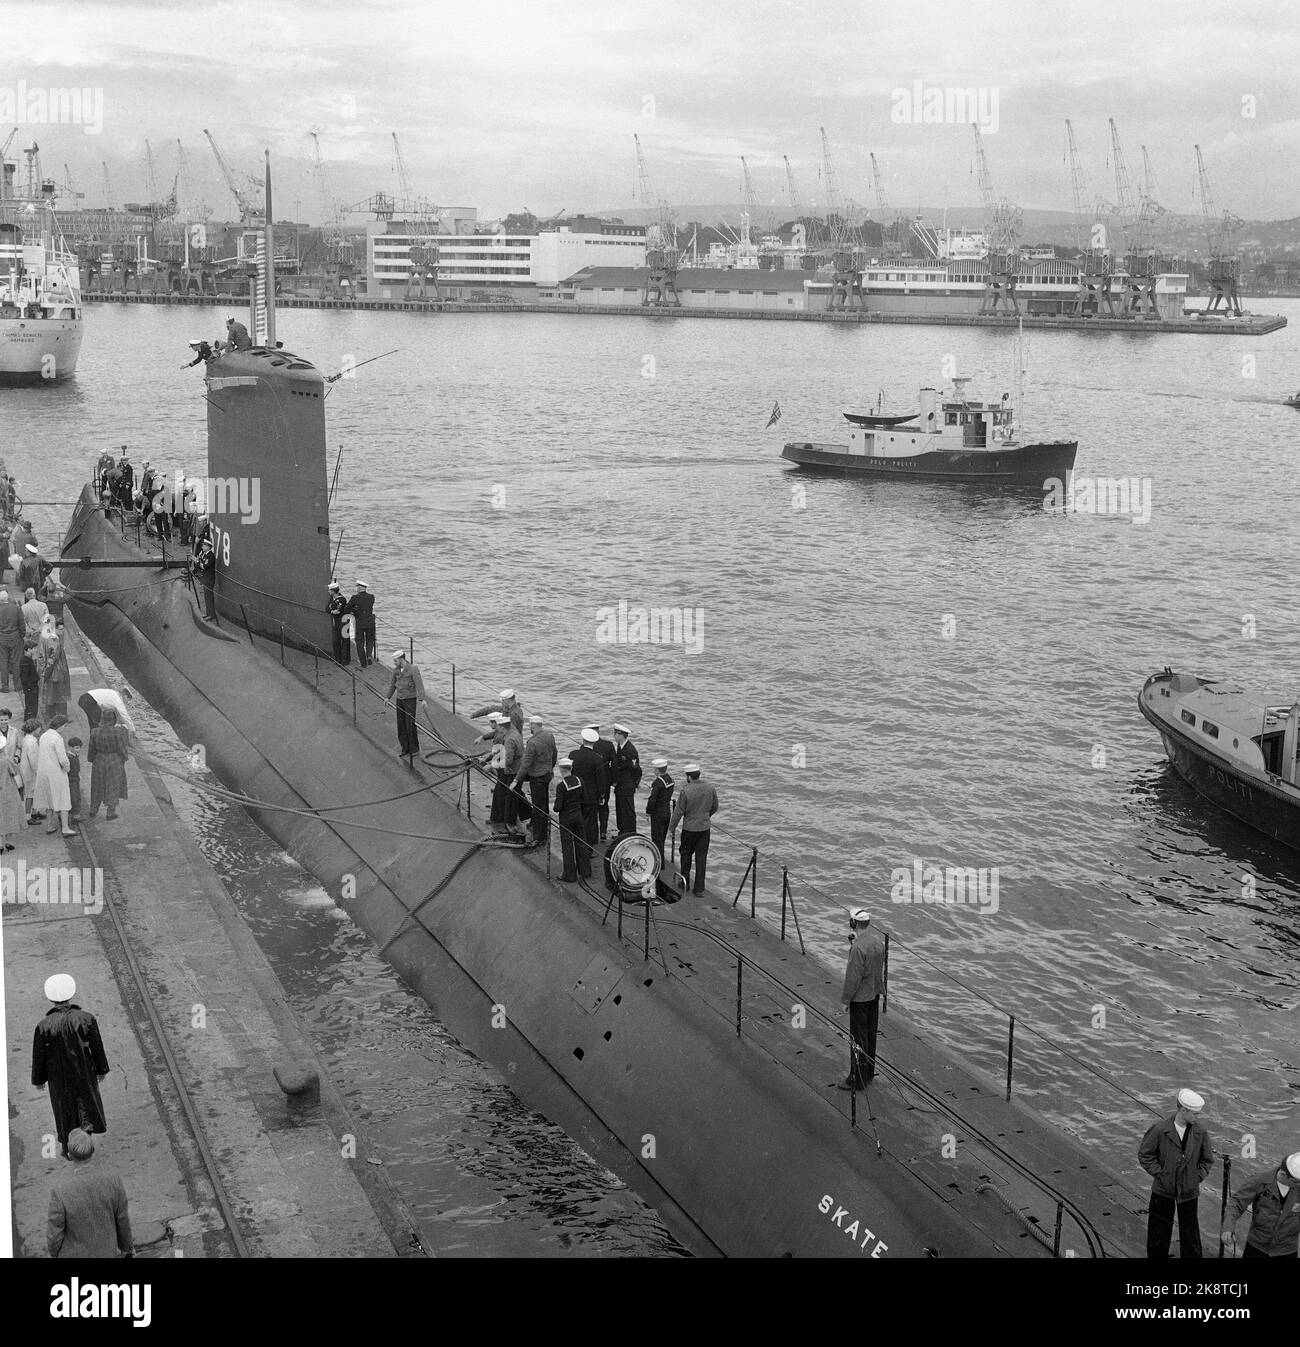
[5,298,1299,1244]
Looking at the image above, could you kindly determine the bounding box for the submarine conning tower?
[204,346,334,651]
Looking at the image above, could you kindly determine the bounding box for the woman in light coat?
[33,713,75,836]
[36,615,71,722]
[19,717,41,821]
[0,710,22,849]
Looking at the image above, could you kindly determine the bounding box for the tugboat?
[1138,668,1300,851]
[781,376,1076,486]
[0,144,83,382]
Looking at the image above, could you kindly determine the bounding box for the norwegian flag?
[764,400,782,429]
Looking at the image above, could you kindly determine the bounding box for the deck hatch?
[569,954,625,1014]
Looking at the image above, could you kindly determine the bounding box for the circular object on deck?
[609,834,661,889]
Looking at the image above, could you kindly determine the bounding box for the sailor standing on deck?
[470,689,524,733]
[838,910,886,1091]
[326,582,350,664]
[570,728,604,874]
[224,317,252,352]
[1138,1088,1215,1259]
[668,763,718,896]
[586,724,616,840]
[473,714,508,826]
[645,759,674,862]
[94,450,116,495]
[191,538,218,621]
[611,724,641,835]
[512,715,557,846]
[1220,1152,1300,1258]
[553,758,585,881]
[345,581,376,667]
[387,651,427,758]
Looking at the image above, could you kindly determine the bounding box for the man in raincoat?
[31,974,110,1159]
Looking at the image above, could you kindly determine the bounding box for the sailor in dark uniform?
[326,581,350,664]
[114,455,134,511]
[94,450,115,495]
[553,758,585,881]
[191,538,217,620]
[586,723,616,840]
[184,338,215,368]
[645,758,674,862]
[31,974,110,1159]
[136,462,155,516]
[611,723,641,835]
[345,580,375,666]
[570,727,604,876]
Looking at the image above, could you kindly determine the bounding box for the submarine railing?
[64,492,1167,1226]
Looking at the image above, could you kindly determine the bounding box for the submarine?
[61,160,1151,1258]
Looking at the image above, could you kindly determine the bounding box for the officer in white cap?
[387,650,427,759]
[838,910,886,1090]
[31,975,111,1160]
[1221,1150,1300,1258]
[552,757,585,881]
[344,580,375,667]
[645,758,674,861]
[668,763,718,896]
[1138,1088,1215,1258]
[569,728,604,872]
[610,724,641,835]
[326,581,349,665]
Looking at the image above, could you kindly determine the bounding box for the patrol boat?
[61,159,1150,1259]
[781,376,1076,486]
[0,145,83,382]
[1139,668,1300,851]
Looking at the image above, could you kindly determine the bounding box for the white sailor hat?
[585,722,600,730]
[486,712,504,724]
[850,909,871,924]
[25,544,37,553]
[557,757,573,769]
[392,650,405,661]
[529,715,543,724]
[613,723,630,735]
[501,688,515,700]
[581,727,599,744]
[684,762,700,774]
[327,581,340,590]
[355,579,368,588]
[652,757,668,768]
[44,973,76,1003]
[1177,1088,1205,1111]
[1286,1153,1300,1181]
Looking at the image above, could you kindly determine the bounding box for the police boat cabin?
[1139,669,1300,851]
[781,375,1078,485]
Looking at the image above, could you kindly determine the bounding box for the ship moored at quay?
[55,173,1162,1260]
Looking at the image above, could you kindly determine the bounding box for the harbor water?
[6,300,1300,1251]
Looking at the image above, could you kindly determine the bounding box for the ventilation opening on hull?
[573,1048,584,1061]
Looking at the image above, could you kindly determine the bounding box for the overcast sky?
[4,0,1296,223]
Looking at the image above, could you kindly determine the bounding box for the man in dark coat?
[1138,1088,1216,1258]
[326,581,350,664]
[47,1129,133,1258]
[839,910,887,1090]
[31,974,110,1158]
[345,580,375,667]
[610,724,641,835]
[115,455,134,511]
[1220,1152,1300,1259]
[586,724,616,840]
[552,758,585,881]
[645,758,674,863]
[570,728,605,877]
[0,586,23,692]
[191,538,217,620]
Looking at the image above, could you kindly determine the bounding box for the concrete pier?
[3,618,429,1258]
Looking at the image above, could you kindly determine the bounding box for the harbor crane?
[783,154,801,215]
[1064,119,1116,316]
[1108,119,1160,319]
[972,123,1021,314]
[739,155,759,249]
[203,129,265,225]
[310,131,356,300]
[1193,144,1243,316]
[144,139,176,221]
[62,163,85,204]
[101,161,115,209]
[391,133,441,301]
[818,127,862,310]
[869,153,888,215]
[0,129,17,201]
[632,134,680,308]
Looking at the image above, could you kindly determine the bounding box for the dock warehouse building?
[563,266,820,310]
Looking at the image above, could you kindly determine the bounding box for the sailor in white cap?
[610,724,641,835]
[325,581,349,665]
[552,756,584,881]
[387,650,427,759]
[568,729,604,875]
[32,974,111,1159]
[345,580,375,667]
[1221,1150,1300,1258]
[512,715,558,847]
[469,688,524,732]
[838,909,886,1091]
[668,763,718,896]
[1138,1088,1215,1258]
[582,724,616,839]
[472,714,510,826]
[645,758,674,862]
